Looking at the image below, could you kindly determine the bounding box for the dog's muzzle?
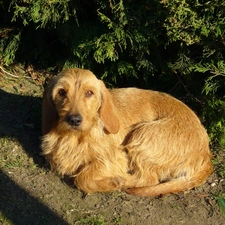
[66,114,83,127]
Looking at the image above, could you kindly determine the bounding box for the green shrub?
[1,0,225,145]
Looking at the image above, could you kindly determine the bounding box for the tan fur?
[41,68,213,197]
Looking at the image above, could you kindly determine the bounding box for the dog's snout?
[67,114,83,127]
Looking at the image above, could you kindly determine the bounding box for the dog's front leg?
[74,163,126,194]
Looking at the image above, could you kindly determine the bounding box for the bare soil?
[0,67,225,225]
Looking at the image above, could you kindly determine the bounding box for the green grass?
[212,148,225,178]
[0,136,36,170]
[0,137,23,169]
[76,215,106,225]
[0,213,13,225]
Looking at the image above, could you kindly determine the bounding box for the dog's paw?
[110,176,125,189]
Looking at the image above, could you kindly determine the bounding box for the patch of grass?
[0,213,13,225]
[212,148,225,178]
[76,215,106,225]
[0,136,35,170]
[0,140,23,169]
[112,216,122,224]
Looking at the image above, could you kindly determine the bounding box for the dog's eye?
[85,90,93,98]
[58,89,67,97]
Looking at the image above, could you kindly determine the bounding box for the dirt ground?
[0,67,225,225]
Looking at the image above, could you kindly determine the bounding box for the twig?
[171,70,201,103]
[0,66,20,78]
[173,69,191,96]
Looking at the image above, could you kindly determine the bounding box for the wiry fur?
[41,68,213,197]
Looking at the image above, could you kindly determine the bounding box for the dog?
[41,68,213,197]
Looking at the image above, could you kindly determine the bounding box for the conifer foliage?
[0,0,225,145]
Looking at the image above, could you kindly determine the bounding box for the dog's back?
[109,88,212,196]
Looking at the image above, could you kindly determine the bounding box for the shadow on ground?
[0,89,68,224]
[0,89,45,166]
[0,169,68,225]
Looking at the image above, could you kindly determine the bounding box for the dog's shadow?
[0,89,46,167]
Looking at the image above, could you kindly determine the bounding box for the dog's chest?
[42,131,122,176]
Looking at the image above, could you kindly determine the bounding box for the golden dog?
[41,68,212,197]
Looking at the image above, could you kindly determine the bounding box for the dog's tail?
[125,166,212,197]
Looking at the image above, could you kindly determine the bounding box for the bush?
[1,0,225,145]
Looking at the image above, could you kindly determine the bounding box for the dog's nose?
[67,114,83,127]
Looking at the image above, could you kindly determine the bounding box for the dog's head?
[42,68,119,135]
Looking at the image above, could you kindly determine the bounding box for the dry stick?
[173,70,191,95]
[172,70,201,103]
[0,66,20,78]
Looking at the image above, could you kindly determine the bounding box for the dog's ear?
[42,84,58,135]
[99,81,120,134]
